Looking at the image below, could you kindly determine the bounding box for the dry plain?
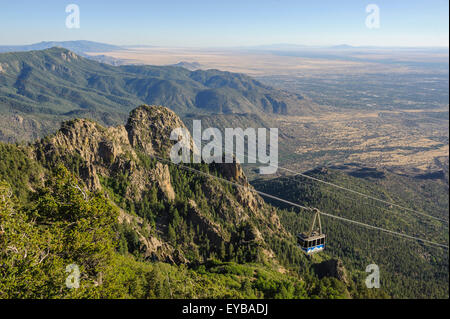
[88,47,449,175]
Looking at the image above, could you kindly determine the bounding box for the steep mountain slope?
[1,104,365,299]
[253,164,449,298]
[0,48,314,142]
[33,105,289,264]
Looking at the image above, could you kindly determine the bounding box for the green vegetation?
[0,166,121,298]
[0,103,447,299]
[0,47,304,142]
[0,143,43,201]
[0,141,355,299]
[0,165,349,299]
[253,166,449,298]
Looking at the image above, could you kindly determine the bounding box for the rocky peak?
[126,105,193,158]
[33,104,287,265]
[36,118,134,190]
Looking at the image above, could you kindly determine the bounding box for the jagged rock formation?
[126,106,191,157]
[313,258,349,284]
[33,105,288,265]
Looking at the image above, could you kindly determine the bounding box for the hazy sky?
[1,0,448,47]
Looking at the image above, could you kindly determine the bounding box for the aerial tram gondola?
[297,208,326,254]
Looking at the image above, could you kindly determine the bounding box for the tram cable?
[149,154,449,250]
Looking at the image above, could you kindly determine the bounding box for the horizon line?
[0,40,448,50]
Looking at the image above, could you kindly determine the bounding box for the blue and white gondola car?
[297,232,326,254]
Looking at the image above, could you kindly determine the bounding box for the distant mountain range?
[0,40,123,54]
[0,47,312,142]
[1,40,446,55]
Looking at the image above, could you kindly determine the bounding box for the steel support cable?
[231,149,448,224]
[150,154,449,250]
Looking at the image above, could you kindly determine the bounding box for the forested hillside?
[0,105,371,299]
[0,105,447,298]
[253,164,449,298]
[0,48,315,142]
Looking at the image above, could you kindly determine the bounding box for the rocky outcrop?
[154,162,175,202]
[186,199,229,247]
[118,209,183,263]
[36,119,134,190]
[126,105,193,157]
[313,258,349,284]
[35,106,179,202]
[33,104,287,265]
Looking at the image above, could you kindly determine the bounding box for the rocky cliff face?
[33,105,288,265]
[126,105,191,157]
[313,258,349,284]
[34,106,182,200]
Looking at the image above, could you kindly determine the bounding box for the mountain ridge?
[0,47,316,143]
[0,103,443,298]
[32,104,290,265]
[0,40,123,54]
[4,104,347,298]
